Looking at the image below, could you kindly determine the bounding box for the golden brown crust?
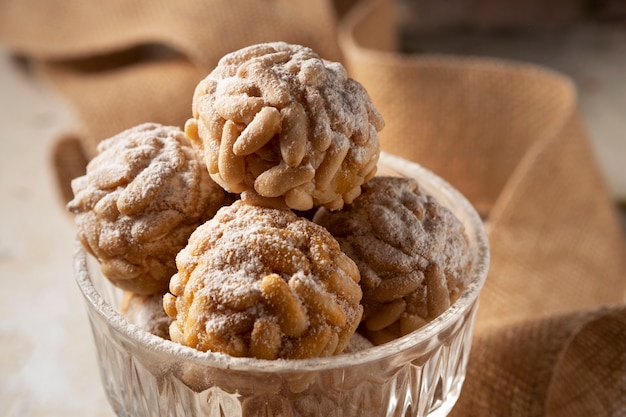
[67,123,228,294]
[185,42,384,211]
[314,176,472,342]
[164,200,363,359]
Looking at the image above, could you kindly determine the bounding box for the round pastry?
[184,41,384,211]
[163,200,363,359]
[314,176,473,344]
[119,291,171,340]
[67,123,228,295]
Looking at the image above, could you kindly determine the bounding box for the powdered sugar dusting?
[186,42,384,211]
[164,200,363,359]
[67,122,228,294]
[314,176,473,341]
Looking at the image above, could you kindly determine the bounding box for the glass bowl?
[73,152,490,417]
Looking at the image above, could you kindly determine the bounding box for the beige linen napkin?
[1,0,624,415]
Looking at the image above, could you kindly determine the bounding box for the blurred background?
[1,0,624,416]
[396,0,626,206]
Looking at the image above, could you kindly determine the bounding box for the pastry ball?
[185,42,384,211]
[67,123,228,295]
[119,291,171,340]
[314,176,472,344]
[163,200,363,359]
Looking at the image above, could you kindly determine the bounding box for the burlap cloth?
[2,0,624,415]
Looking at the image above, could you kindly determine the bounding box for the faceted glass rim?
[73,152,490,373]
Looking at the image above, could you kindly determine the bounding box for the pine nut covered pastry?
[163,200,364,359]
[314,176,473,345]
[184,42,384,212]
[119,291,171,340]
[67,123,228,295]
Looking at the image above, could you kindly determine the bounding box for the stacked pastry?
[67,42,472,360]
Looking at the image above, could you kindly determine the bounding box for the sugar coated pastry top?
[314,176,472,344]
[163,200,363,359]
[185,42,384,211]
[67,123,228,295]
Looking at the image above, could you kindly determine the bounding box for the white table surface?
[1,23,624,417]
[0,53,114,416]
